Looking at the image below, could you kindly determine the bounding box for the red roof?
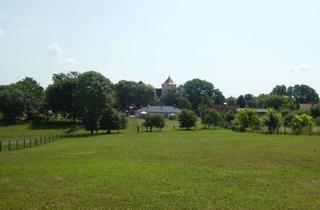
[163,76,175,85]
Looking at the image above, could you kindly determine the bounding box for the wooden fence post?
[23,139,26,149]
[16,140,18,150]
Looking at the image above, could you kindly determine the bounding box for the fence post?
[16,140,18,150]
[23,139,26,149]
[29,138,31,148]
[9,140,11,151]
[40,137,42,144]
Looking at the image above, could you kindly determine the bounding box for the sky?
[0,0,320,97]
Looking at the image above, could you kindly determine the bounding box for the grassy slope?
[0,120,320,209]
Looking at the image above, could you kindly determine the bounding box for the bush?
[200,108,222,128]
[234,109,261,132]
[143,115,165,132]
[292,114,314,135]
[263,109,283,133]
[178,109,197,130]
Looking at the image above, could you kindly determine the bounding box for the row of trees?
[1,70,320,134]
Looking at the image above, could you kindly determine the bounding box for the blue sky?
[0,0,320,97]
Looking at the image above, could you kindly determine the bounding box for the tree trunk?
[90,130,94,135]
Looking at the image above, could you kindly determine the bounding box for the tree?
[74,71,114,134]
[14,77,44,119]
[226,97,237,105]
[178,109,197,130]
[263,109,283,133]
[176,97,192,109]
[237,95,246,108]
[234,109,261,131]
[45,72,79,119]
[143,115,165,132]
[315,117,320,127]
[182,79,215,110]
[100,108,125,133]
[115,80,155,110]
[264,95,286,110]
[161,88,178,106]
[271,85,287,96]
[213,89,225,104]
[0,85,25,124]
[223,108,237,128]
[282,110,294,134]
[288,84,319,104]
[310,104,320,118]
[200,108,222,128]
[292,114,314,135]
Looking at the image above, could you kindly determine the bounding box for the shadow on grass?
[66,132,121,139]
[28,120,78,130]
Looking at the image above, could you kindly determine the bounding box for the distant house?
[213,104,240,112]
[135,106,181,117]
[236,108,268,116]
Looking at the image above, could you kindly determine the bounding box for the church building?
[155,76,177,97]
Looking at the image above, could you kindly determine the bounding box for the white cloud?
[288,64,319,73]
[65,58,78,65]
[47,43,62,56]
[0,28,4,35]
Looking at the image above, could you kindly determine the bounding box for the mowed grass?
[0,120,320,209]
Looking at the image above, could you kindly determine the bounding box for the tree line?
[0,71,319,134]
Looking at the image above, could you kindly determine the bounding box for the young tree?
[143,115,165,132]
[178,109,197,130]
[292,114,314,135]
[263,109,283,133]
[234,109,261,131]
[223,108,237,128]
[200,108,222,128]
[74,71,114,134]
[100,108,124,133]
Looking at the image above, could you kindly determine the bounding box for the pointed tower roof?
[162,76,176,85]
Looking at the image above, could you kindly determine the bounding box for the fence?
[0,127,80,153]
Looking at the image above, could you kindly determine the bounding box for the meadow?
[0,119,320,209]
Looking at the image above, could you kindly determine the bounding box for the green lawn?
[0,120,320,209]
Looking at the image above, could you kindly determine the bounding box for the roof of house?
[136,106,181,114]
[162,76,176,85]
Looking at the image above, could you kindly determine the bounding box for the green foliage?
[14,77,44,119]
[288,84,319,104]
[45,72,79,119]
[115,80,155,110]
[226,96,237,105]
[292,114,314,135]
[100,108,126,133]
[271,85,287,96]
[223,108,237,128]
[74,71,114,134]
[236,95,246,108]
[212,89,225,104]
[143,115,165,132]
[310,104,320,118]
[182,79,215,110]
[178,109,197,130]
[0,85,25,124]
[200,108,222,128]
[315,117,320,126]
[176,97,192,109]
[234,109,261,132]
[263,109,283,133]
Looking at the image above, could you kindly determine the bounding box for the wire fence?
[0,127,80,153]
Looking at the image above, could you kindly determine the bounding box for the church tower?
[161,76,176,95]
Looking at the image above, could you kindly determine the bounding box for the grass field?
[0,119,320,209]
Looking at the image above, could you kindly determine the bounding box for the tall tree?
[0,85,25,124]
[182,79,215,110]
[271,85,287,96]
[45,72,79,119]
[115,80,155,110]
[288,84,319,104]
[14,77,44,119]
[74,71,114,134]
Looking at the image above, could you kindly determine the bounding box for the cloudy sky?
[0,0,320,96]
